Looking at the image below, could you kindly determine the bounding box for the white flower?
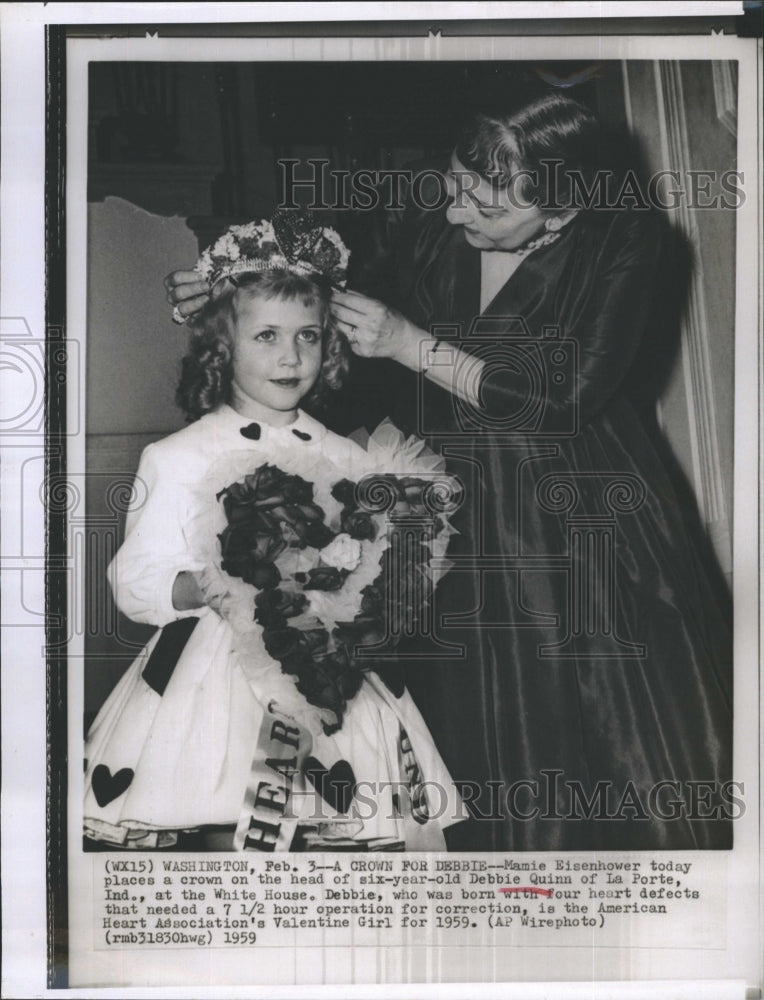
[217,233,240,260]
[320,533,362,572]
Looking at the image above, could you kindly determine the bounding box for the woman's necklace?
[510,227,565,258]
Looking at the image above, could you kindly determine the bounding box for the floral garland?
[195,209,350,288]
[216,463,444,734]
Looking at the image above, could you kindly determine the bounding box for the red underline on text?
[498,887,554,898]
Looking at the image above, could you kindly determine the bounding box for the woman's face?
[230,292,324,425]
[444,153,546,251]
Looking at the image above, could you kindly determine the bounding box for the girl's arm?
[107,442,207,627]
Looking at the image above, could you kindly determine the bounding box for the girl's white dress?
[84,404,465,851]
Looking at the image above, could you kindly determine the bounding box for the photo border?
[0,4,759,996]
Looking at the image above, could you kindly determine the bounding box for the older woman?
[167,94,732,852]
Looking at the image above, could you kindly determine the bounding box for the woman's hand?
[164,270,210,322]
[330,289,428,367]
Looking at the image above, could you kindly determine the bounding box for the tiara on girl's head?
[195,209,350,289]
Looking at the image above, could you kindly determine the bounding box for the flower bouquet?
[196,424,458,736]
[215,458,455,734]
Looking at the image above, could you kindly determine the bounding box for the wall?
[621,60,736,581]
[85,198,198,715]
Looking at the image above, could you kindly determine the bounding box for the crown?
[195,209,350,289]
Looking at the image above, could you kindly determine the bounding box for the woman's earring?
[544,216,564,233]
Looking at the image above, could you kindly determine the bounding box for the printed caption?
[94,854,719,950]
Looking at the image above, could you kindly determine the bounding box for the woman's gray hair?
[455,93,600,212]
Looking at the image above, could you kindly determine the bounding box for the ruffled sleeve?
[106,442,207,628]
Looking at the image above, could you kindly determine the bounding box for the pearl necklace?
[509,212,579,258]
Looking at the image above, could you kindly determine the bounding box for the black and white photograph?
[1,3,762,996]
[84,53,740,856]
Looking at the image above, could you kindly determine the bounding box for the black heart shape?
[92,764,134,807]
[240,422,261,440]
[304,756,356,814]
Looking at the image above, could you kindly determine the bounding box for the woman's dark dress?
[323,198,733,852]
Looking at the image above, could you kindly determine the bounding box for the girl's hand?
[330,289,426,366]
[171,570,205,611]
[164,270,210,322]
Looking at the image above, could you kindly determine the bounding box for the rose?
[248,509,281,535]
[255,588,308,629]
[360,584,385,615]
[244,464,284,493]
[299,627,324,653]
[287,649,349,722]
[269,502,329,547]
[262,626,303,660]
[239,466,314,508]
[219,482,262,525]
[240,464,284,496]
[282,477,314,505]
[320,533,362,572]
[260,474,315,506]
[340,509,377,541]
[303,519,335,550]
[247,562,282,591]
[218,525,285,565]
[335,616,387,652]
[331,478,358,507]
[219,526,285,586]
[220,481,311,528]
[269,504,308,545]
[296,677,343,720]
[304,566,348,591]
[291,646,363,727]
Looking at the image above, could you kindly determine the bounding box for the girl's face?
[230,292,324,425]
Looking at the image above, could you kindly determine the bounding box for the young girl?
[83,214,465,852]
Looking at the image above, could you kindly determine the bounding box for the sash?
[397,724,447,852]
[233,701,313,852]
[234,685,448,852]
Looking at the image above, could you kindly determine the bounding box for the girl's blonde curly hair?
[176,270,349,422]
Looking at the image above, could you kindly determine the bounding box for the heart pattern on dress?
[240,422,262,440]
[92,764,134,807]
[303,756,356,814]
